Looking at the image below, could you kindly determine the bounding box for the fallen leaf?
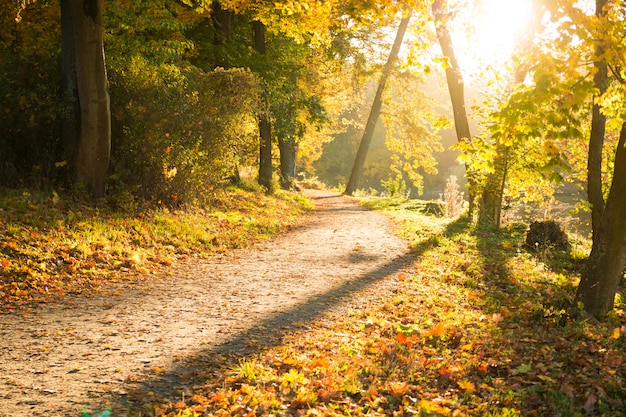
[458,380,475,393]
[426,323,445,338]
[389,381,407,395]
[611,327,621,340]
[583,395,597,412]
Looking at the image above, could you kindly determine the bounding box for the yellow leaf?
[458,379,475,393]
[611,327,621,339]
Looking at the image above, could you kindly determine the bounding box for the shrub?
[108,57,261,207]
[525,220,569,249]
[440,175,465,218]
[381,175,406,197]
[0,1,64,188]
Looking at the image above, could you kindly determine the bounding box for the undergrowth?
[144,196,625,417]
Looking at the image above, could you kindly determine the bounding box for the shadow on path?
[111,250,417,413]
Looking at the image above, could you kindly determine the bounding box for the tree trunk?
[575,122,626,318]
[66,0,110,199]
[479,148,509,228]
[344,10,411,195]
[252,20,273,193]
[60,0,80,185]
[431,0,476,215]
[278,136,298,189]
[587,0,609,237]
[211,0,232,69]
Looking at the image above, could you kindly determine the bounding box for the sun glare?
[454,0,534,82]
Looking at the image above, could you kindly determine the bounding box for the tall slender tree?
[344,10,411,195]
[586,0,609,237]
[574,0,626,318]
[430,0,475,214]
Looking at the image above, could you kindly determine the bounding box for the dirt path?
[0,190,413,416]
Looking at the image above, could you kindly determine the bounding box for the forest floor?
[0,189,413,416]
[1,188,625,417]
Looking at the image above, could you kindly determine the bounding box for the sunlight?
[453,0,534,82]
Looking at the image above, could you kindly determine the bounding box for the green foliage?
[382,73,444,194]
[0,0,64,187]
[380,175,406,197]
[103,0,262,206]
[108,56,260,206]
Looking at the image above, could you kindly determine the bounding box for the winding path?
[0,190,412,416]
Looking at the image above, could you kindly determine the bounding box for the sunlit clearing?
[453,0,533,82]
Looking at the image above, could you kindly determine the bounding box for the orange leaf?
[438,365,454,379]
[395,332,408,344]
[209,392,226,403]
[310,357,329,369]
[389,381,407,396]
[476,362,488,374]
[426,323,445,337]
[1,259,9,268]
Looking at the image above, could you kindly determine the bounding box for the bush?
[525,220,569,249]
[108,56,261,207]
[440,175,465,218]
[0,1,64,188]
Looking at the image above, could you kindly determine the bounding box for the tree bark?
[575,122,626,318]
[431,0,476,215]
[587,0,609,237]
[344,10,411,195]
[211,0,232,69]
[278,136,298,189]
[60,0,80,184]
[252,20,273,193]
[479,148,509,228]
[65,0,110,199]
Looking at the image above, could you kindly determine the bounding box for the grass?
[0,186,311,306]
[143,196,625,417]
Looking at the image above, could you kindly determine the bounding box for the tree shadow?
[95,217,473,414]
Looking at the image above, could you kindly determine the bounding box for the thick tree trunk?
[344,11,411,195]
[431,0,476,216]
[252,20,273,193]
[65,0,110,199]
[587,0,609,237]
[278,136,298,189]
[575,122,626,318]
